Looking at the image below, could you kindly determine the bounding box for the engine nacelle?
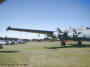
[68,33,74,39]
[53,32,59,38]
[68,32,85,40]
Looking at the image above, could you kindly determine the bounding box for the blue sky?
[0,0,90,39]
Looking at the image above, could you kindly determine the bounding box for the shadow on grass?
[0,51,19,53]
[44,47,60,49]
[44,44,90,49]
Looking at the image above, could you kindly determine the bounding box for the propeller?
[56,27,62,33]
[72,28,82,40]
[56,27,68,41]
[72,28,77,34]
[6,26,11,31]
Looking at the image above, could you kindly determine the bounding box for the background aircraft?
[6,26,90,47]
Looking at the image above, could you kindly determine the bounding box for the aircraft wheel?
[77,41,82,46]
[61,41,66,47]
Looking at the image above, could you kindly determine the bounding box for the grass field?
[0,41,90,67]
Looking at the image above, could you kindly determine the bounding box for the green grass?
[0,41,90,67]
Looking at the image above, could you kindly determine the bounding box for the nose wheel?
[60,41,66,47]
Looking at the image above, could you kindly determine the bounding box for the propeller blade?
[72,28,77,34]
[56,27,62,33]
[6,26,11,31]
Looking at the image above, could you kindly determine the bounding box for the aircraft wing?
[6,26,54,34]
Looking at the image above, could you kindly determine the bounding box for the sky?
[0,0,90,39]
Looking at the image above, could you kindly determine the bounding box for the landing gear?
[77,41,82,46]
[60,41,66,47]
